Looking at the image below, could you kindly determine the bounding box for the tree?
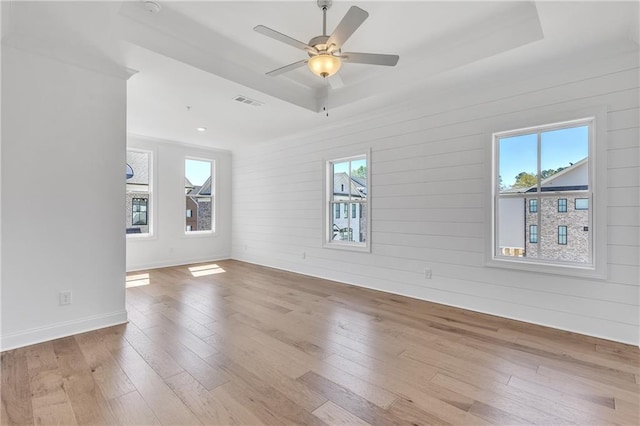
[352,165,367,178]
[541,166,567,179]
[512,172,537,188]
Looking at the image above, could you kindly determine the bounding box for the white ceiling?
[3,1,638,151]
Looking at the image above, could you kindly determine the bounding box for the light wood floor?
[2,260,639,425]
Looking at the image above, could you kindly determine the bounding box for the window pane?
[537,197,587,262]
[541,126,589,191]
[499,133,538,193]
[528,198,538,213]
[575,198,589,210]
[330,202,349,241]
[497,198,526,257]
[356,202,367,243]
[126,151,150,235]
[185,159,213,232]
[558,198,567,212]
[332,161,350,202]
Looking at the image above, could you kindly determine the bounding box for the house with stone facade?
[499,158,589,262]
[185,176,212,232]
[332,172,367,243]
[125,151,150,234]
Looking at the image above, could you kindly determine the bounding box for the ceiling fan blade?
[326,6,369,50]
[341,52,399,66]
[265,59,309,77]
[254,25,317,53]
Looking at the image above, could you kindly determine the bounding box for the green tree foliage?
[352,165,367,178]
[510,166,568,189]
[512,172,537,188]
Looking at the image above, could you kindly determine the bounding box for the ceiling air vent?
[233,95,264,107]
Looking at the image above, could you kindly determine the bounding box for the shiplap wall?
[231,48,640,345]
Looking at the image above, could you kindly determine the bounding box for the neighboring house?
[185,176,212,231]
[332,172,367,243]
[499,158,589,262]
[125,151,150,234]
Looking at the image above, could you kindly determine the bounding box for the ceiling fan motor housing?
[308,35,332,55]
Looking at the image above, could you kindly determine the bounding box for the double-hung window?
[185,158,214,234]
[325,153,369,250]
[493,118,595,268]
[126,149,152,236]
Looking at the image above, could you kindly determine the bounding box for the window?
[326,153,369,250]
[126,149,152,236]
[558,226,568,245]
[575,198,589,210]
[132,198,148,225]
[185,158,214,233]
[558,198,567,212]
[494,118,593,267]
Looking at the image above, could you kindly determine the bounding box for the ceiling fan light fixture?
[308,54,341,78]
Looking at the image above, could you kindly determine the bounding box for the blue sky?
[499,125,588,188]
[185,159,211,186]
[333,158,366,175]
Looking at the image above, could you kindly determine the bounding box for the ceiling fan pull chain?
[324,77,330,117]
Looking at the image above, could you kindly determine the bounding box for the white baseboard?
[126,255,230,273]
[1,310,128,351]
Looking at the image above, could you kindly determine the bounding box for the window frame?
[132,198,148,226]
[487,109,607,279]
[558,225,568,245]
[323,151,371,252]
[529,224,538,243]
[126,147,154,239]
[184,156,216,236]
[558,198,567,213]
[528,199,538,213]
[575,198,589,210]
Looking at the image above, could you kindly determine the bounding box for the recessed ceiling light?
[197,127,207,132]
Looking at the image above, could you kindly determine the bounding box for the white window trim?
[126,147,156,240]
[485,106,607,279]
[323,150,371,252]
[184,155,217,237]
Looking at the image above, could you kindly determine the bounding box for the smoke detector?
[143,1,161,13]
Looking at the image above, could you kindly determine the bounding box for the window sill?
[324,241,370,253]
[486,256,606,280]
[184,230,216,238]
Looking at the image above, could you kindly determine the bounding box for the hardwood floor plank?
[74,331,136,400]
[108,391,160,425]
[110,345,201,425]
[1,348,34,425]
[166,371,251,425]
[205,352,326,426]
[312,401,372,426]
[51,337,116,424]
[298,371,406,426]
[121,322,184,379]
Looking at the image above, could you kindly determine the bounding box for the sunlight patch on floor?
[189,263,226,277]
[126,272,150,288]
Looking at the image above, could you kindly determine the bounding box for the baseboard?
[1,310,128,352]
[126,255,231,272]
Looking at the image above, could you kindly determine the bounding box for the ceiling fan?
[254,0,399,79]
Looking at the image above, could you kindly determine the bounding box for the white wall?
[1,47,128,350]
[231,48,640,345]
[126,135,232,271]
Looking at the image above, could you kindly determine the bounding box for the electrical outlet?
[59,291,72,305]
[424,268,432,279]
